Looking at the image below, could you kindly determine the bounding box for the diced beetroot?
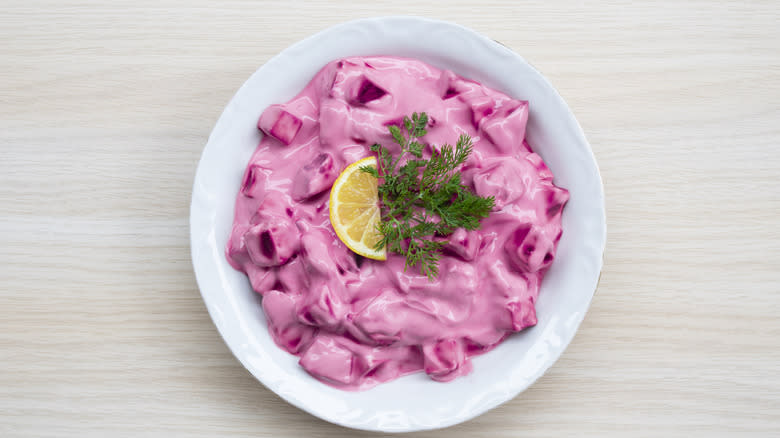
[472,157,529,210]
[458,90,496,129]
[383,116,405,129]
[296,281,345,331]
[480,101,529,154]
[331,234,359,275]
[318,99,353,148]
[504,224,556,273]
[402,259,477,325]
[483,260,530,302]
[248,190,296,225]
[244,264,276,295]
[244,197,300,267]
[299,228,342,276]
[324,58,372,100]
[351,77,387,105]
[299,336,356,385]
[240,164,270,198]
[506,300,538,331]
[340,105,398,147]
[257,104,302,145]
[275,256,309,293]
[443,228,482,261]
[291,152,338,201]
[351,290,406,344]
[269,112,302,145]
[521,139,533,154]
[471,97,495,126]
[244,221,298,267]
[463,338,492,355]
[524,152,554,181]
[422,339,471,382]
[313,60,342,98]
[297,227,360,283]
[262,290,316,354]
[443,87,459,99]
[225,223,250,269]
[354,353,397,382]
[511,224,532,247]
[436,70,457,98]
[436,70,479,99]
[282,94,319,140]
[541,184,570,220]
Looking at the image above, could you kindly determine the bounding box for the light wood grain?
[2,1,779,437]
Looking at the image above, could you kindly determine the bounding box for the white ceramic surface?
[190,16,605,433]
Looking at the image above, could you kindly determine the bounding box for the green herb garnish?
[359,112,495,280]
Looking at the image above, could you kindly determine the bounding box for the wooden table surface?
[2,1,779,437]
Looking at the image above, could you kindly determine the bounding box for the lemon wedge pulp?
[329,156,386,260]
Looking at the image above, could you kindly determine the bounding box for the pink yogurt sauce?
[226,56,569,391]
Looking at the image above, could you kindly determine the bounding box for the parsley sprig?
[360,112,495,280]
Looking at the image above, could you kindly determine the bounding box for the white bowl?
[190,16,605,433]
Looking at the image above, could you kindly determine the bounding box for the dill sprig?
[359,112,495,280]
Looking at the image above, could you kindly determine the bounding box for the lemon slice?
[329,156,386,260]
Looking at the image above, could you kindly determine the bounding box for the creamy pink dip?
[226,56,569,390]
